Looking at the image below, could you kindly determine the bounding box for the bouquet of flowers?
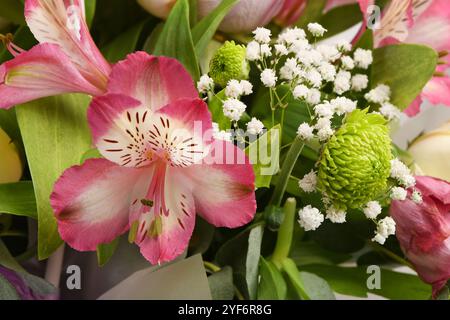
[0,0,449,300]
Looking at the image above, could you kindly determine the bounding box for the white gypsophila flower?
[315,117,332,130]
[197,74,214,94]
[364,84,391,104]
[246,117,265,135]
[400,175,416,189]
[306,69,323,88]
[316,44,340,62]
[333,70,351,95]
[363,201,382,219]
[317,126,334,141]
[298,205,324,231]
[318,62,336,82]
[341,56,355,70]
[353,48,373,69]
[306,88,321,105]
[225,79,243,98]
[411,190,423,204]
[275,44,289,56]
[279,27,306,44]
[223,98,247,121]
[260,44,272,58]
[330,97,356,115]
[289,38,311,54]
[391,186,408,201]
[260,69,277,87]
[293,84,309,100]
[390,158,411,180]
[314,102,334,118]
[240,80,253,95]
[372,233,386,245]
[377,217,396,237]
[351,74,369,92]
[246,41,261,61]
[307,22,327,37]
[280,58,299,81]
[297,123,314,140]
[297,49,322,67]
[212,123,232,142]
[380,103,402,121]
[326,206,347,223]
[336,40,352,52]
[298,170,317,193]
[253,27,271,43]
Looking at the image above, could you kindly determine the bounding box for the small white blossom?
[197,74,214,94]
[275,44,288,56]
[390,158,412,182]
[293,84,309,100]
[306,69,323,88]
[240,80,253,95]
[326,206,347,223]
[318,62,336,82]
[400,175,416,189]
[391,186,407,201]
[317,126,334,141]
[363,201,382,219]
[297,49,322,67]
[351,74,369,92]
[411,190,423,204]
[246,117,265,135]
[246,41,261,61]
[298,205,324,231]
[297,123,314,140]
[212,123,232,142]
[336,40,352,52]
[372,217,396,244]
[279,27,306,44]
[364,84,391,104]
[341,56,355,70]
[253,27,271,43]
[353,48,373,69]
[306,88,321,105]
[372,233,386,245]
[380,102,402,121]
[308,22,327,37]
[298,170,317,193]
[280,58,300,81]
[223,98,247,121]
[330,97,356,115]
[289,38,311,53]
[333,70,351,94]
[260,69,277,88]
[225,79,243,98]
[316,44,340,62]
[314,102,334,118]
[260,44,272,57]
[315,117,332,130]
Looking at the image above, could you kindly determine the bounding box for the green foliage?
[0,181,36,219]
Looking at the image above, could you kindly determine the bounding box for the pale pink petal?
[25,0,111,91]
[50,158,152,251]
[275,0,307,26]
[0,43,103,109]
[420,75,450,107]
[135,166,196,264]
[107,52,198,111]
[404,95,423,116]
[183,140,256,228]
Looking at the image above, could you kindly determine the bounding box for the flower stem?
[270,137,305,207]
[271,198,297,266]
[367,241,414,269]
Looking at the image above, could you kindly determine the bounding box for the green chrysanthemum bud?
[317,109,392,210]
[209,41,249,87]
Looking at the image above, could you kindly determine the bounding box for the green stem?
[367,241,414,269]
[0,230,27,238]
[271,198,297,266]
[270,137,305,207]
[280,108,285,143]
[204,261,222,273]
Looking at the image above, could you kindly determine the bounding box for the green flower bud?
[317,109,392,210]
[209,41,249,87]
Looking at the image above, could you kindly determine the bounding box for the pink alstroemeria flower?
[390,176,450,298]
[50,52,257,264]
[356,0,450,116]
[0,0,111,109]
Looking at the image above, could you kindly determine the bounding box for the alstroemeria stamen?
[0,33,25,57]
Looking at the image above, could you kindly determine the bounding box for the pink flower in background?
[0,0,111,109]
[50,52,256,264]
[390,176,450,297]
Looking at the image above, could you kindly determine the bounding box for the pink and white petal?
[88,93,160,167]
[183,140,256,228]
[0,43,103,109]
[25,0,111,91]
[404,94,423,117]
[135,166,196,264]
[421,76,450,106]
[50,158,152,251]
[107,52,198,112]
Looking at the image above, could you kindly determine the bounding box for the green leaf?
[295,0,327,28]
[16,94,92,259]
[0,0,25,25]
[246,225,264,300]
[0,109,21,147]
[208,266,235,300]
[245,125,280,189]
[188,217,215,255]
[257,257,287,300]
[80,148,102,164]
[102,20,147,63]
[281,258,310,300]
[153,0,200,80]
[302,264,432,300]
[0,275,20,300]
[143,22,164,54]
[208,90,231,130]
[300,271,335,300]
[319,4,364,38]
[0,181,37,219]
[191,0,238,57]
[0,239,24,272]
[371,44,438,110]
[290,241,351,267]
[96,238,119,267]
[85,0,96,28]
[354,29,373,50]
